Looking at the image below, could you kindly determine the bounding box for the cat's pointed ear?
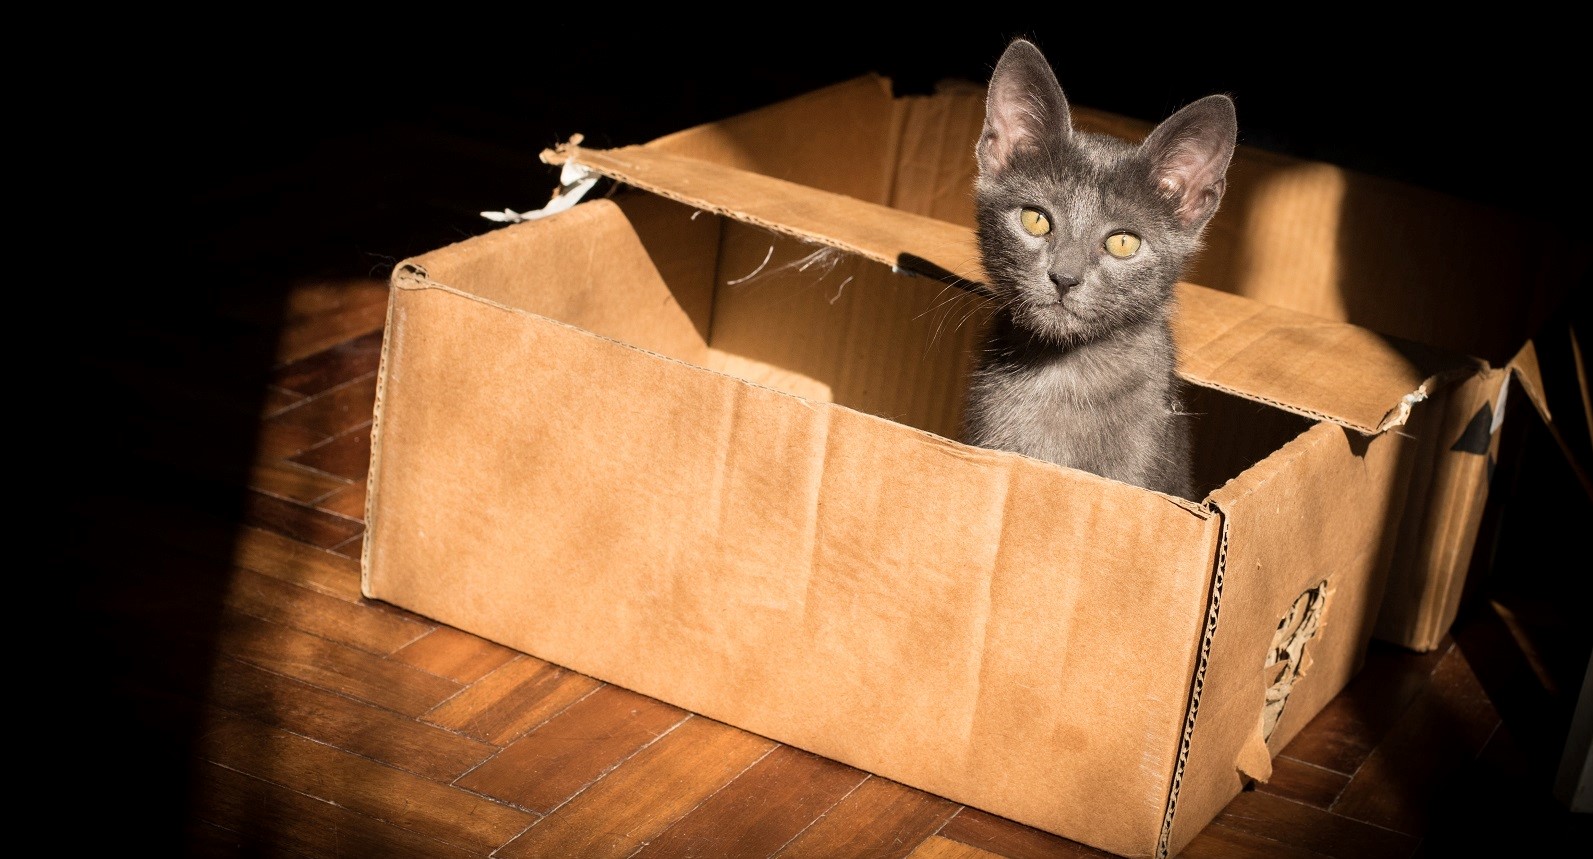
[978,39,1072,178]
[1142,95,1237,228]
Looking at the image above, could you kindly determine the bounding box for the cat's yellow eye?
[1104,232,1141,258]
[1020,207,1051,237]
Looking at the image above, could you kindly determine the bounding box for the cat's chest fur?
[963,320,1183,493]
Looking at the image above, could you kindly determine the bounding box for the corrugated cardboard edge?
[360,270,404,597]
[1156,507,1231,859]
[1509,339,1552,426]
[364,210,588,592]
[1184,368,1470,438]
[362,256,549,596]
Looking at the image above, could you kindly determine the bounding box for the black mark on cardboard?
[895,253,992,298]
[1341,427,1373,459]
[1450,402,1494,455]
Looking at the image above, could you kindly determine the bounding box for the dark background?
[130,24,1585,293]
[67,22,1590,849]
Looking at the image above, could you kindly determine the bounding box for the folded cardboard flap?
[544,141,1481,437]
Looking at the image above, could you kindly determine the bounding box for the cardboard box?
[361,76,1585,856]
[361,146,1489,853]
[588,74,1587,651]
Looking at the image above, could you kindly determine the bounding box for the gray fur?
[961,39,1236,499]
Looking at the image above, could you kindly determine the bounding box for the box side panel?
[707,220,989,441]
[1376,370,1506,650]
[1187,152,1575,366]
[1167,418,1415,853]
[403,199,714,365]
[363,285,1219,858]
[645,74,901,205]
[610,191,723,345]
[888,90,984,227]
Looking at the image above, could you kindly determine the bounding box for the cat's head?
[974,38,1236,346]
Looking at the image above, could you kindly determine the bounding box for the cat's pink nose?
[1050,272,1080,297]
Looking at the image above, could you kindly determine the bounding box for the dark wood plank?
[315,482,368,520]
[209,658,496,782]
[424,654,604,745]
[223,566,429,655]
[1256,755,1352,809]
[495,715,777,858]
[241,489,364,550]
[189,760,483,859]
[1278,640,1451,775]
[937,807,1116,858]
[71,490,342,597]
[330,533,364,558]
[255,419,330,460]
[391,625,520,684]
[248,459,351,505]
[1176,823,1337,859]
[907,837,1007,859]
[229,524,365,602]
[1330,645,1501,835]
[266,373,379,437]
[272,328,384,396]
[262,386,307,418]
[279,278,390,319]
[1449,597,1576,768]
[274,290,389,365]
[288,424,372,481]
[197,711,538,853]
[459,683,689,812]
[1211,790,1418,859]
[773,775,960,859]
[216,611,456,716]
[633,744,870,858]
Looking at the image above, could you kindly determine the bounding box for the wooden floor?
[77,274,1593,859]
[71,70,1591,858]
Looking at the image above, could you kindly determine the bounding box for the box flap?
[544,140,981,291]
[543,141,1482,436]
[1173,284,1480,434]
[1508,339,1552,425]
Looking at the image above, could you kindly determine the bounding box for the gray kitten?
[961,39,1236,500]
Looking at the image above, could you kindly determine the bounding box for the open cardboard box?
[579,74,1590,652]
[360,77,1585,857]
